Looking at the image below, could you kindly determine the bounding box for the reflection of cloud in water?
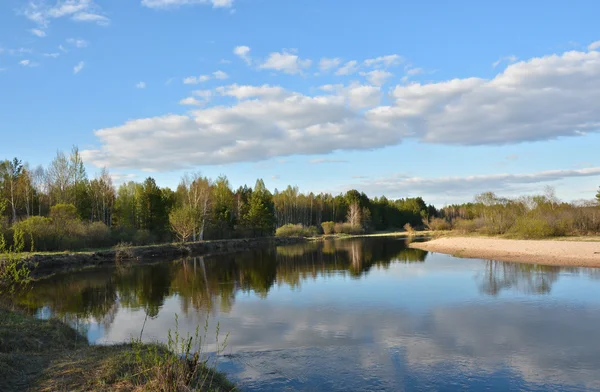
[15,238,600,391]
[100,295,600,390]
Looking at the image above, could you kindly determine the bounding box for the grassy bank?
[0,307,234,391]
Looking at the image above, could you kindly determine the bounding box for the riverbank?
[17,236,305,279]
[0,307,234,391]
[410,236,600,267]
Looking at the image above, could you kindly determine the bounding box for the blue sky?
[1,0,600,206]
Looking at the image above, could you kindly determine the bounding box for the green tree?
[245,179,275,237]
[211,176,235,238]
[169,206,196,242]
[596,187,600,205]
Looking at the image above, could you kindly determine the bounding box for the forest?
[0,147,434,252]
[2,147,599,252]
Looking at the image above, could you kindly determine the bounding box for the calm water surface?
[19,237,600,391]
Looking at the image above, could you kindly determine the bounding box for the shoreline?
[410,236,600,268]
[20,236,305,279]
[15,231,431,280]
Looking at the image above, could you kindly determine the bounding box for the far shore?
[410,236,600,268]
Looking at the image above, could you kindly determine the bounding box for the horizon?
[2,0,600,206]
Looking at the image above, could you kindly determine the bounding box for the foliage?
[333,222,364,235]
[275,223,319,237]
[403,223,415,235]
[439,188,600,238]
[169,207,197,242]
[0,228,32,294]
[425,217,452,231]
[321,221,335,235]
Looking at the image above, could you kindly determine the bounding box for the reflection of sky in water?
[20,238,600,391]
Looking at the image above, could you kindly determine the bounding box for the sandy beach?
[410,237,600,267]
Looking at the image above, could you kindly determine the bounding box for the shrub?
[426,217,452,231]
[321,221,335,235]
[403,223,415,235]
[508,217,556,239]
[275,224,319,238]
[86,222,112,248]
[453,218,482,233]
[12,216,54,251]
[333,223,364,235]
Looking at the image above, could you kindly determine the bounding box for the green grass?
[0,307,235,391]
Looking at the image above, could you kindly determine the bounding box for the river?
[17,237,600,391]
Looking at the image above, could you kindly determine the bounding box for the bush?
[321,221,335,235]
[86,222,112,248]
[12,216,54,251]
[275,224,319,237]
[426,217,452,231]
[333,223,364,235]
[508,215,571,239]
[508,217,556,239]
[453,218,483,233]
[403,223,415,235]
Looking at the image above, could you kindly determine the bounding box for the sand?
[410,236,600,268]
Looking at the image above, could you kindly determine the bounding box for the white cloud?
[19,59,39,67]
[363,54,402,68]
[320,83,382,109]
[213,70,229,80]
[351,167,600,200]
[360,70,393,86]
[335,60,359,76]
[73,61,85,74]
[492,55,518,68]
[319,57,342,72]
[180,97,205,106]
[183,75,210,84]
[589,41,600,51]
[260,51,312,74]
[58,45,68,53]
[23,0,109,27]
[136,81,146,89]
[82,49,600,170]
[67,38,88,48]
[216,84,289,100]
[72,12,110,25]
[406,67,424,76]
[109,172,137,184]
[180,89,212,106]
[30,28,46,37]
[309,158,348,164]
[43,53,60,58]
[233,45,251,65]
[141,0,234,9]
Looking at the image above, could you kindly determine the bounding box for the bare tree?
[0,158,23,223]
[347,202,362,227]
[180,172,212,241]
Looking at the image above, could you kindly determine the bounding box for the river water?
[19,237,600,391]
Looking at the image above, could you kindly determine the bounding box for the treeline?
[431,189,600,238]
[0,147,435,251]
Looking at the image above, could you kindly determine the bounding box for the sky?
[1,0,600,207]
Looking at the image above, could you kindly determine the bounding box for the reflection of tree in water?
[16,238,428,330]
[477,260,580,296]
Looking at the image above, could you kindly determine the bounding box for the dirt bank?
[22,237,305,279]
[410,236,600,267]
